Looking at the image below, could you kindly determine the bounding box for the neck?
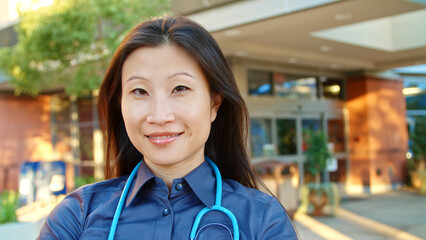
[144,155,205,190]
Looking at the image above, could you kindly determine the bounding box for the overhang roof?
[185,0,426,72]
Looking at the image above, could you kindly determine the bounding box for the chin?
[142,152,183,165]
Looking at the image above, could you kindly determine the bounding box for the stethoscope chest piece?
[190,158,239,240]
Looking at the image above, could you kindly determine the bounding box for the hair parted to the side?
[98,16,260,189]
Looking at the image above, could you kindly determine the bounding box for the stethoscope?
[108,157,240,240]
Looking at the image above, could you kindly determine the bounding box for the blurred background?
[0,0,425,239]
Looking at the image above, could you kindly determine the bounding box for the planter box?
[411,171,426,194]
[298,182,340,217]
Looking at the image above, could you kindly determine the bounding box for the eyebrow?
[125,72,197,83]
[167,72,197,80]
[125,75,148,82]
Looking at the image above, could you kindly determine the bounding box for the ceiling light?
[235,51,247,56]
[320,46,332,52]
[325,85,341,93]
[334,13,353,21]
[224,29,241,36]
[331,63,340,69]
[403,87,422,95]
[288,58,298,64]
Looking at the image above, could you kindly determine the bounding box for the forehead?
[122,44,203,76]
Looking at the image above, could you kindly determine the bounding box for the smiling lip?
[146,132,183,146]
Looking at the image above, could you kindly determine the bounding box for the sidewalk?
[294,191,426,240]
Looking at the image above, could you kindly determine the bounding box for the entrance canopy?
[181,0,426,72]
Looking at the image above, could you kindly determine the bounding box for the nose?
[146,96,175,125]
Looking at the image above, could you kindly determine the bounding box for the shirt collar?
[125,159,216,208]
[183,160,215,208]
[126,160,156,207]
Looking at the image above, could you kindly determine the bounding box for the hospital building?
[0,0,425,196]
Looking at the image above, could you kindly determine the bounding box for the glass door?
[301,118,322,153]
[276,118,297,156]
[249,112,348,184]
[250,118,273,158]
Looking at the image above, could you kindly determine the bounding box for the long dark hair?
[98,16,260,189]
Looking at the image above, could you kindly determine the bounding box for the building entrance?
[250,110,348,186]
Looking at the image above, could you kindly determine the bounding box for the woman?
[38,16,298,240]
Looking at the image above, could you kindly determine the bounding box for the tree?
[409,117,426,173]
[411,118,426,163]
[0,0,170,96]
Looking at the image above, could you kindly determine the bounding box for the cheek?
[182,99,213,133]
[121,100,131,125]
[121,99,144,131]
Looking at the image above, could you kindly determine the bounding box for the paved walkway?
[294,191,426,240]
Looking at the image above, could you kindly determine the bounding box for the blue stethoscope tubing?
[107,157,240,240]
[190,157,239,240]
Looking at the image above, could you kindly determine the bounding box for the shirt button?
[175,183,183,191]
[163,208,170,216]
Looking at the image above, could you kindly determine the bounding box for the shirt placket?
[153,183,174,240]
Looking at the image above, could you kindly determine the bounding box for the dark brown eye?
[173,85,190,93]
[132,88,148,96]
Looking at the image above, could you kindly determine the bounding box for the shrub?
[0,190,19,224]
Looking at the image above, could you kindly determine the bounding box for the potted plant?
[408,120,426,194]
[298,129,339,216]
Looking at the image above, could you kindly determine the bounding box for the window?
[320,78,344,100]
[51,96,72,160]
[250,118,272,157]
[248,70,273,96]
[78,98,95,176]
[301,119,321,152]
[403,75,426,110]
[327,119,345,153]
[274,73,317,100]
[247,69,345,101]
[51,95,99,178]
[276,119,297,155]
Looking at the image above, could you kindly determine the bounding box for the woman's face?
[121,44,222,174]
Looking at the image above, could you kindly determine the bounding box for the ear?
[210,93,223,122]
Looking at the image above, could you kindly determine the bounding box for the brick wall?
[0,94,53,191]
[346,75,408,193]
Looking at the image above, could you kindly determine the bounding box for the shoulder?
[60,175,129,217]
[80,175,128,195]
[222,179,298,239]
[222,179,275,204]
[38,176,128,239]
[222,179,285,220]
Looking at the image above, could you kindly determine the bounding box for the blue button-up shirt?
[38,160,298,239]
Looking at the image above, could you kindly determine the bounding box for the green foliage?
[304,129,331,181]
[410,117,426,162]
[75,175,97,188]
[0,0,170,96]
[0,190,19,224]
[407,117,426,183]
